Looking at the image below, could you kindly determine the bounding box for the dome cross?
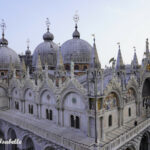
[46,18,50,31]
[92,34,95,43]
[73,11,79,25]
[26,38,30,49]
[0,19,6,38]
[117,42,120,50]
[133,46,136,53]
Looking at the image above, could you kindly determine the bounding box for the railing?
[101,117,150,150]
[0,111,93,150]
[0,110,150,150]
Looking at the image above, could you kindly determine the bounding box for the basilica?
[0,16,150,150]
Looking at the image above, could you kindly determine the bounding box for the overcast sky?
[0,0,150,67]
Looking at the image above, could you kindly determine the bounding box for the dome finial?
[146,38,149,54]
[73,11,79,25]
[1,19,6,39]
[46,18,50,32]
[43,18,54,41]
[0,19,8,46]
[26,38,30,50]
[92,34,95,43]
[25,38,31,55]
[117,42,120,50]
[72,11,80,38]
[133,46,136,53]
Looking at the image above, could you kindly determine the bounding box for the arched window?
[128,108,131,117]
[46,109,49,119]
[1,72,4,76]
[31,105,33,114]
[65,65,70,70]
[50,110,53,120]
[108,115,112,127]
[15,101,19,110]
[46,109,53,120]
[45,146,55,150]
[70,115,74,127]
[28,104,30,113]
[76,116,80,129]
[22,137,35,150]
[83,66,87,71]
[74,65,79,70]
[29,104,33,114]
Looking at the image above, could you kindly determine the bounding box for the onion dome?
[61,22,92,65]
[72,24,80,38]
[0,20,20,70]
[32,18,58,69]
[0,35,8,46]
[43,29,54,41]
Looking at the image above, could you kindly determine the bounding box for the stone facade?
[0,19,150,150]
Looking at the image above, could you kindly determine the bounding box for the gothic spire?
[146,38,149,56]
[132,47,139,68]
[116,42,124,70]
[26,67,30,79]
[56,44,65,71]
[22,59,26,73]
[9,56,13,71]
[90,34,101,69]
[36,54,42,71]
[44,62,49,79]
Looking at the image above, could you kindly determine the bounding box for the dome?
[32,29,58,68]
[26,49,31,55]
[61,25,92,64]
[43,31,54,41]
[0,43,20,70]
[0,38,8,46]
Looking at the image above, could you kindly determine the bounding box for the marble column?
[36,104,39,119]
[62,108,64,126]
[57,108,60,125]
[118,107,123,127]
[87,117,90,137]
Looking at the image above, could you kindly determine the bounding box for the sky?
[0,0,150,67]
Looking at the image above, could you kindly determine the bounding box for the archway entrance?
[22,137,35,150]
[125,146,135,150]
[140,133,149,150]
[7,128,17,150]
[44,146,55,150]
[0,130,5,150]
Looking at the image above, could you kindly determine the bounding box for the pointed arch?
[39,88,56,105]
[140,131,150,150]
[103,91,119,110]
[61,91,86,110]
[60,85,88,109]
[22,136,35,150]
[7,128,17,150]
